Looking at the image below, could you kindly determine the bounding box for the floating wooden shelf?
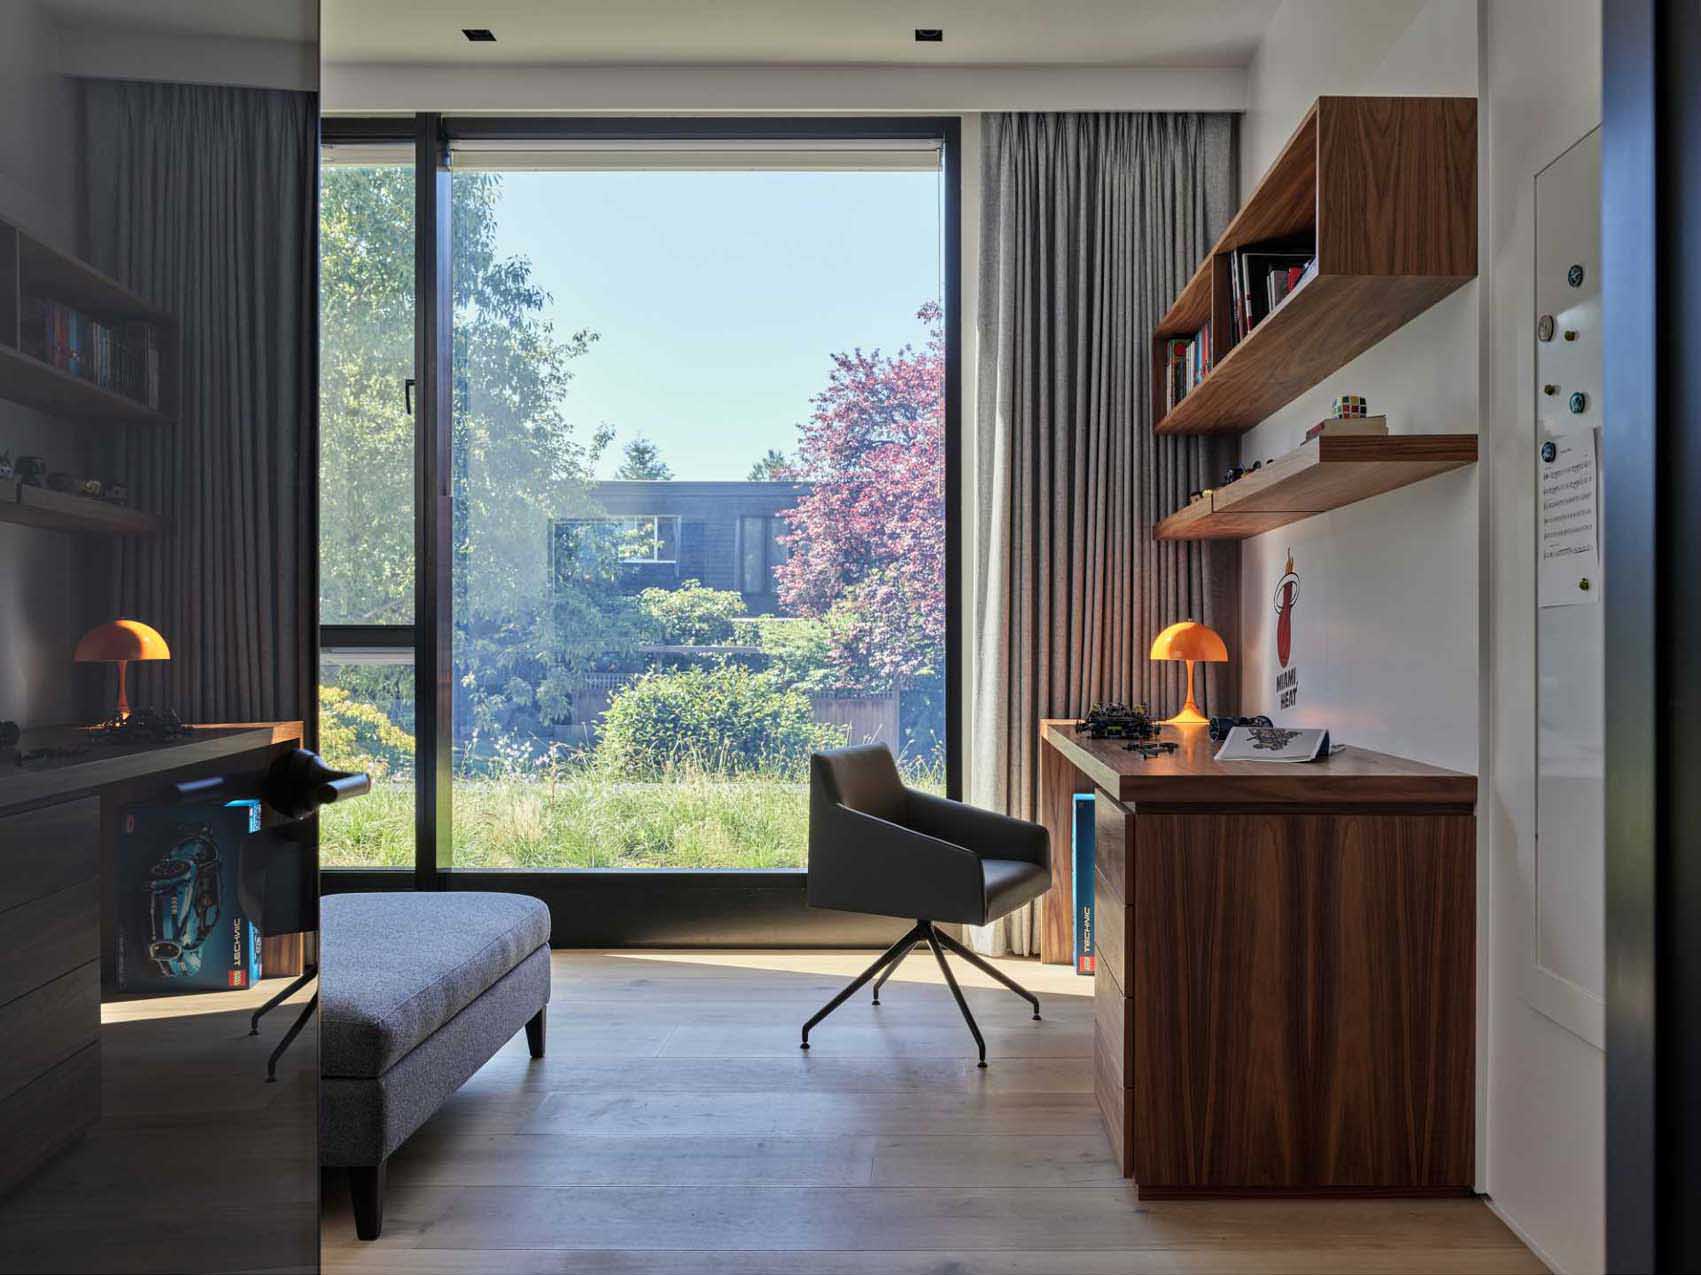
[0,214,179,428]
[1154,434,1478,541]
[1153,96,1477,437]
[0,344,172,428]
[0,478,163,536]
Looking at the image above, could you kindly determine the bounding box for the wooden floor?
[322,950,1544,1274]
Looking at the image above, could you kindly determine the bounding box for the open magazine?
[1213,725,1333,763]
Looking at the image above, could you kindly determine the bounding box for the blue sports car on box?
[146,825,222,978]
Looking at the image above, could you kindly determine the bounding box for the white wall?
[1236,0,1480,775]
[1480,1,1603,1271]
[0,1,86,728]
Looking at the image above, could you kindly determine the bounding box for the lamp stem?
[115,658,130,721]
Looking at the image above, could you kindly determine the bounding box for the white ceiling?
[321,0,1282,67]
[47,0,316,42]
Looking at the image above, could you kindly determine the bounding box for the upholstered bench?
[320,891,551,1240]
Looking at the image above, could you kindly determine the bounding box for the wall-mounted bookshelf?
[1153,96,1477,437]
[0,478,162,537]
[0,215,179,428]
[1155,434,1477,541]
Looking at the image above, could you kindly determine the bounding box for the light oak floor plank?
[322,950,1544,1274]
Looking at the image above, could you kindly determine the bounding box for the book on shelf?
[1227,242,1316,344]
[1162,325,1212,415]
[1303,414,1389,442]
[22,297,160,410]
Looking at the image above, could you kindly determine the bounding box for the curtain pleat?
[972,112,1238,956]
[81,80,316,726]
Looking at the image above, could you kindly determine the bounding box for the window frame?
[318,115,962,934]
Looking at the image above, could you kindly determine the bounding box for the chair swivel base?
[799,920,1041,1067]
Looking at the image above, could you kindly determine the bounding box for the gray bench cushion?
[321,891,551,1078]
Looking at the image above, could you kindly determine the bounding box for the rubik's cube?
[1332,394,1368,418]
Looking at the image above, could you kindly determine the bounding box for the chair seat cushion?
[981,858,1051,923]
[320,892,551,1078]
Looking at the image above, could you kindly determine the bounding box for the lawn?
[322,771,812,870]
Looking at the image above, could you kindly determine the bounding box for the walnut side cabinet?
[1040,721,1476,1197]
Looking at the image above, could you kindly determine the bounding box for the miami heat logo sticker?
[1273,550,1300,708]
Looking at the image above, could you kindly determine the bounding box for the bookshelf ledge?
[0,478,164,537]
[1154,434,1478,541]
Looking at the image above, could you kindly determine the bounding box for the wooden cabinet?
[1043,722,1477,1197]
[0,798,101,1196]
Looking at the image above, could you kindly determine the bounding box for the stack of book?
[1304,414,1388,442]
[24,297,161,409]
[1228,243,1316,343]
[1162,326,1212,414]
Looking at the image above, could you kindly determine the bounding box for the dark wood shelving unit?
[0,214,176,536]
[1155,433,1477,541]
[0,478,162,536]
[1153,96,1478,437]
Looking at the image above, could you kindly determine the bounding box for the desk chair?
[801,744,1051,1066]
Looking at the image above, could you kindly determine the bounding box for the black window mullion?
[415,113,454,888]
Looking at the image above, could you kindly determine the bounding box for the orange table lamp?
[74,620,170,721]
[1149,619,1228,727]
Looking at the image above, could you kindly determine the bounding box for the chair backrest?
[811,744,907,823]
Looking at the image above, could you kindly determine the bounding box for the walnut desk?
[1038,719,1476,1197]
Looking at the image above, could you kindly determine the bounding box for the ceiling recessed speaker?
[462,28,497,42]
[914,29,944,42]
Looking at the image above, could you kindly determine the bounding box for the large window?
[318,120,958,876]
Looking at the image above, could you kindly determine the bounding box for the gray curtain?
[82,80,317,725]
[972,112,1239,955]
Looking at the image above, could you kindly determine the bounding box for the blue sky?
[486,169,942,480]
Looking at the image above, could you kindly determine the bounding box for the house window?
[739,515,787,594]
[620,515,679,564]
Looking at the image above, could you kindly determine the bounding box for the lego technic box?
[116,800,262,993]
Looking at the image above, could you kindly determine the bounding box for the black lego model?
[1075,703,1160,742]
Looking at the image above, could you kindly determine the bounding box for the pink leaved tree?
[775,302,945,693]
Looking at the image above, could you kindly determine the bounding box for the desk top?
[1040,719,1476,809]
[0,722,302,812]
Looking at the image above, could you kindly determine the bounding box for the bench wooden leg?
[525,1006,547,1059]
[350,1161,386,1241]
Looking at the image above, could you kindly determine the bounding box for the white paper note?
[1538,425,1599,607]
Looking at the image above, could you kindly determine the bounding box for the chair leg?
[526,1005,547,1058]
[871,938,919,1004]
[250,963,317,1036]
[935,927,1042,1020]
[349,1161,386,1241]
[801,922,925,1050]
[924,923,987,1068]
[266,991,317,1082]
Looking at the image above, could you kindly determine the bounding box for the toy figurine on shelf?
[1076,702,1159,742]
[0,452,13,480]
[92,706,191,745]
[103,480,130,506]
[15,456,46,486]
[1124,739,1179,758]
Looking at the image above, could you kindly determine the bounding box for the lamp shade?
[74,620,171,663]
[1149,620,1227,664]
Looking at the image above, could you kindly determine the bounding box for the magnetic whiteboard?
[1531,127,1604,1048]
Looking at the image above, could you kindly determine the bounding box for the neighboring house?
[551,479,809,615]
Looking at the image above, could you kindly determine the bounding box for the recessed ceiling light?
[463,28,497,42]
[914,29,943,43]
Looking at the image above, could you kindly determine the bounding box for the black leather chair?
[801,743,1051,1066]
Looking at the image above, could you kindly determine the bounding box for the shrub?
[318,683,414,779]
[595,663,844,779]
[636,580,746,645]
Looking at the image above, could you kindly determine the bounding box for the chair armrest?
[807,804,988,923]
[904,791,1050,868]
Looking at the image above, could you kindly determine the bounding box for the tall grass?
[321,757,944,871]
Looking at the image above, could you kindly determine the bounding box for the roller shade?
[448,136,942,172]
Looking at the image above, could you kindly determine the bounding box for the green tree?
[615,436,672,480]
[637,580,746,645]
[747,448,790,481]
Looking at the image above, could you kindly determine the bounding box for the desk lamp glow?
[74,620,171,721]
[1149,619,1227,727]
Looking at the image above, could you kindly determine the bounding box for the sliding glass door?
[319,119,958,891]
